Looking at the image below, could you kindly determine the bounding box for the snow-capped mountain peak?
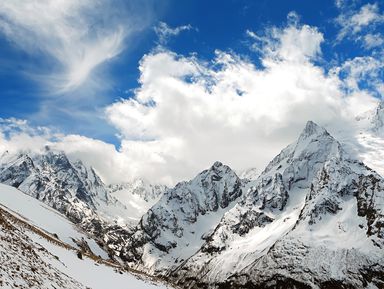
[239,167,259,181]
[262,120,344,180]
[109,178,166,203]
[335,100,384,177]
[168,121,384,289]
[298,120,327,139]
[121,161,243,273]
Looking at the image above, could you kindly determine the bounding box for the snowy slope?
[0,207,84,289]
[170,121,384,289]
[238,167,260,181]
[351,101,384,177]
[0,184,172,289]
[0,183,106,257]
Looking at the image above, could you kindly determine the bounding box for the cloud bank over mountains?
[0,2,383,185]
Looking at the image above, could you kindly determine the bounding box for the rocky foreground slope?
[0,184,168,289]
[0,204,85,289]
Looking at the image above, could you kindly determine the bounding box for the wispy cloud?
[331,56,384,97]
[154,22,195,45]
[335,2,384,49]
[0,0,153,94]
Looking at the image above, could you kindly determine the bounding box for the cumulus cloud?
[0,0,152,93]
[1,13,381,186]
[103,21,379,185]
[154,22,194,45]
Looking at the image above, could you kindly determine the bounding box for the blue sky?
[0,0,383,184]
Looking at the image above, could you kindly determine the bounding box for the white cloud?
[154,22,194,45]
[0,118,57,155]
[363,33,384,49]
[286,11,300,25]
[103,21,379,185]
[0,0,152,93]
[335,0,345,9]
[247,15,323,63]
[331,56,384,96]
[336,2,384,43]
[52,134,130,184]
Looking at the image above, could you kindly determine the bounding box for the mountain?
[0,149,128,224]
[0,183,171,289]
[1,119,383,288]
[166,121,384,288]
[0,149,144,260]
[110,178,166,202]
[0,149,171,270]
[0,149,165,228]
[108,121,384,288]
[109,179,167,223]
[121,161,243,274]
